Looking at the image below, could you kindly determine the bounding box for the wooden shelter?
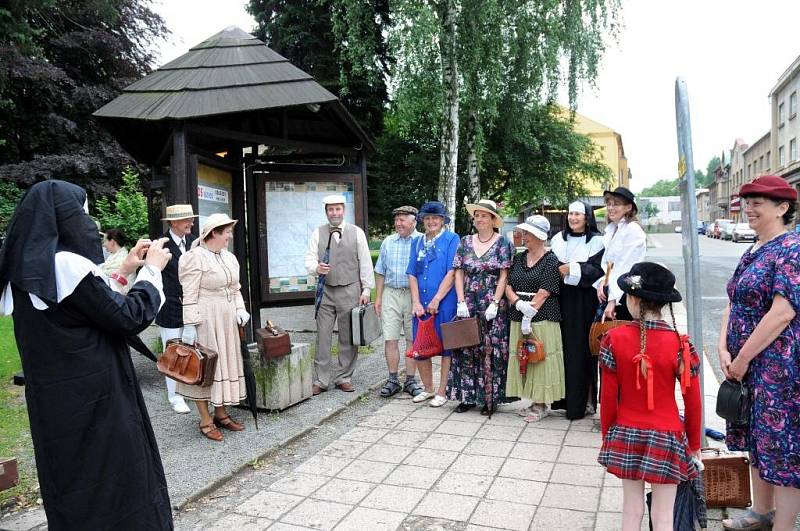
[94,26,373,327]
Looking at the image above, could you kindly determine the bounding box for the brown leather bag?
[441,317,482,351]
[516,336,546,376]
[256,320,292,360]
[157,339,218,387]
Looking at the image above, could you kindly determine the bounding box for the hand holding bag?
[516,335,545,376]
[256,320,292,360]
[441,316,482,351]
[406,314,443,360]
[715,379,750,424]
[157,339,218,387]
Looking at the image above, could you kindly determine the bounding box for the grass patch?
[0,316,37,510]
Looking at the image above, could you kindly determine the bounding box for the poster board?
[197,163,233,250]
[264,180,355,294]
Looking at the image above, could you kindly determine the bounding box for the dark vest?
[318,224,360,287]
[155,231,196,328]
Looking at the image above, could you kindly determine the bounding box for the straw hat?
[322,194,346,205]
[162,204,198,221]
[465,199,504,228]
[199,213,238,241]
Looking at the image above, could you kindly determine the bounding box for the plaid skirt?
[598,424,697,484]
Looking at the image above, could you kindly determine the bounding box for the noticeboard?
[197,163,233,250]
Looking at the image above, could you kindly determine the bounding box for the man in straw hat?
[304,194,374,395]
[156,204,198,413]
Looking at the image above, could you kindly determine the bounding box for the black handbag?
[716,379,750,424]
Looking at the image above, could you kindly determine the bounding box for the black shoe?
[501,396,520,404]
[454,402,475,413]
[480,404,497,416]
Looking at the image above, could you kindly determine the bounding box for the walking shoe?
[170,396,191,414]
[430,395,448,407]
[412,391,433,403]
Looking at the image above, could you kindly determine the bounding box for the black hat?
[603,186,638,214]
[617,262,682,303]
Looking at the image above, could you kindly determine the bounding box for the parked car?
[731,223,756,243]
[720,221,735,240]
[706,222,717,238]
[713,219,734,239]
[698,222,706,235]
[674,225,682,233]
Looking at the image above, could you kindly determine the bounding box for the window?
[766,151,771,172]
[791,92,798,119]
[780,145,786,166]
[779,102,785,127]
[759,156,764,172]
[791,138,797,161]
[746,164,751,179]
[668,201,681,212]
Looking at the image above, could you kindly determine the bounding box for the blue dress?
[406,231,460,356]
[726,232,800,488]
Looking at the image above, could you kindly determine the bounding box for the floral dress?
[447,235,515,408]
[725,232,800,488]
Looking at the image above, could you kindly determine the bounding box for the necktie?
[179,239,185,252]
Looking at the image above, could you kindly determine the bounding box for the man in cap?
[304,194,374,395]
[374,206,423,398]
[156,204,198,413]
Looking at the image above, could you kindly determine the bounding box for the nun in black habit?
[549,201,605,420]
[0,180,174,530]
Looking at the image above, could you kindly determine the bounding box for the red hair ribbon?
[632,351,654,410]
[679,334,692,394]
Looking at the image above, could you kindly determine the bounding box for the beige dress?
[176,245,246,406]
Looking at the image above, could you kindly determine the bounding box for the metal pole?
[675,77,705,446]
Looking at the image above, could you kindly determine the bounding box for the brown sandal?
[213,415,245,432]
[199,422,223,441]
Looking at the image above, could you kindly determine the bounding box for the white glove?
[515,299,537,318]
[456,301,470,318]
[236,308,251,326]
[484,301,498,321]
[521,315,533,335]
[181,324,197,345]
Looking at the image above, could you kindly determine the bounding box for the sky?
[152,0,800,193]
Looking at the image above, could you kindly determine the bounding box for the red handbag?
[405,314,444,360]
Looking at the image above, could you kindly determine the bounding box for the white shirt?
[169,229,186,251]
[594,218,646,304]
[550,232,605,286]
[303,221,375,295]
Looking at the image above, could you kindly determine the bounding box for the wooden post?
[170,122,188,204]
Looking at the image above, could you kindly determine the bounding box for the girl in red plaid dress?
[597,262,702,531]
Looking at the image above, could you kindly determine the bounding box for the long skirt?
[506,320,565,404]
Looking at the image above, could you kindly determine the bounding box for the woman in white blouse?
[100,229,129,277]
[595,187,646,321]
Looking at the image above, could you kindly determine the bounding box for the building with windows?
[708,151,731,222]
[728,139,749,221]
[770,54,800,190]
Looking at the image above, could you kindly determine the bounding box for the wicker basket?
[588,320,632,356]
[701,448,752,508]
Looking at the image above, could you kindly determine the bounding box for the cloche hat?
[417,201,451,224]
[199,213,238,241]
[515,215,550,241]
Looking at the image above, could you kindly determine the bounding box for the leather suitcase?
[701,448,752,508]
[351,303,382,346]
[157,339,219,387]
[256,320,292,359]
[0,458,19,492]
[441,317,482,350]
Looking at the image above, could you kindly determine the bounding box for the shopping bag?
[406,314,444,360]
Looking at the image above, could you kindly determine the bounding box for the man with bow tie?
[156,204,198,413]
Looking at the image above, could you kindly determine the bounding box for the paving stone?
[483,413,528,427]
[434,420,482,437]
[603,472,622,487]
[236,490,303,520]
[448,411,487,423]
[381,429,430,447]
[593,511,649,531]
[498,458,553,481]
[469,499,536,531]
[413,492,479,522]
[540,483,601,512]
[485,477,546,506]
[563,431,603,448]
[421,433,472,452]
[550,463,605,487]
[206,513,272,530]
[334,507,407,531]
[359,443,414,464]
[336,459,396,483]
[462,438,515,458]
[508,441,560,462]
[279,499,352,530]
[269,472,331,496]
[311,478,375,505]
[449,454,505,476]
[517,427,566,446]
[567,418,600,432]
[598,486,622,512]
[294,454,352,477]
[318,439,371,459]
[534,416,572,430]
[384,464,444,489]
[409,404,453,419]
[376,402,416,417]
[394,417,444,432]
[360,484,427,512]
[403,447,459,469]
[0,509,48,531]
[358,414,404,430]
[267,523,316,531]
[401,514,466,531]
[530,507,595,530]
[340,426,390,443]
[474,423,523,441]
[558,445,603,466]
[433,470,494,497]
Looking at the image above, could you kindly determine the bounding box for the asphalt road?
[646,232,750,382]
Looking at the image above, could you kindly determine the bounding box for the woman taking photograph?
[596,187,646,321]
[549,201,605,419]
[449,199,515,415]
[178,213,251,442]
[505,215,565,422]
[407,201,459,407]
[718,175,800,531]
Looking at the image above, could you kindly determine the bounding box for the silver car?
[731,223,756,243]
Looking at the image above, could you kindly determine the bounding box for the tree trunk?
[435,0,460,227]
[465,108,480,203]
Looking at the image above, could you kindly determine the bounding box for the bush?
[0,181,24,237]
[95,167,148,247]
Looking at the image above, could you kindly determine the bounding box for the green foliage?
[95,167,148,246]
[0,180,23,236]
[643,202,660,218]
[640,178,680,197]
